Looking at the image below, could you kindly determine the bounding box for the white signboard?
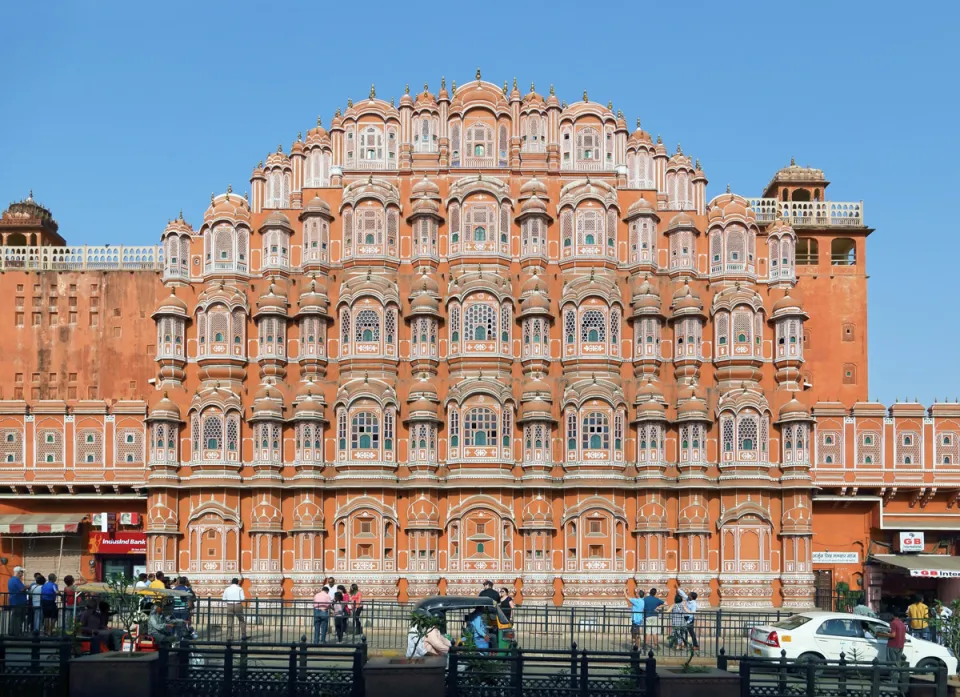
[898,531,925,553]
[910,568,960,578]
[813,552,859,564]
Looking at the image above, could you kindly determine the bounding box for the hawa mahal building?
[0,74,956,608]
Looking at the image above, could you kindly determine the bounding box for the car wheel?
[917,658,944,672]
[796,652,825,666]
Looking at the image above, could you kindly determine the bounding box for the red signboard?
[88,532,147,556]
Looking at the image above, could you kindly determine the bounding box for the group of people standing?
[6,566,88,636]
[625,583,700,652]
[311,579,364,644]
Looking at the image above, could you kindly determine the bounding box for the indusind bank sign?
[88,532,147,555]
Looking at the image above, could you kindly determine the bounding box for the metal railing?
[0,245,163,271]
[745,198,865,227]
[0,635,71,697]
[158,638,367,697]
[739,650,947,697]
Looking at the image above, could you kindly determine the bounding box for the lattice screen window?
[582,412,609,450]
[449,409,460,447]
[342,210,353,250]
[354,309,381,342]
[817,429,842,465]
[465,304,497,342]
[760,416,769,455]
[727,229,745,264]
[733,310,752,345]
[716,313,729,346]
[465,122,493,158]
[449,204,460,243]
[563,309,576,345]
[860,428,889,466]
[576,210,603,246]
[359,127,384,163]
[385,309,397,346]
[450,122,461,162]
[614,412,624,451]
[232,309,245,347]
[76,428,103,464]
[610,308,620,349]
[357,209,384,245]
[896,431,921,466]
[337,410,347,451]
[202,415,223,457]
[500,305,510,343]
[501,409,511,447]
[0,429,23,464]
[937,431,960,466]
[36,428,63,464]
[580,310,606,343]
[737,416,758,453]
[464,408,497,447]
[576,127,599,162]
[721,416,734,453]
[351,412,380,451]
[116,428,143,464]
[191,414,200,458]
[561,210,573,248]
[566,412,578,452]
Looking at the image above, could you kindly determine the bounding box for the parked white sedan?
[749,612,957,674]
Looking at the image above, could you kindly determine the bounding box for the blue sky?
[1,1,956,403]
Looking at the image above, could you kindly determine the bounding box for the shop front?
[0,514,87,580]
[88,531,147,582]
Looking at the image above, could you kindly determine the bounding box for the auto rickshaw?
[413,596,516,650]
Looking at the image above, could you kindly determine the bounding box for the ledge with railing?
[746,199,865,227]
[0,245,163,271]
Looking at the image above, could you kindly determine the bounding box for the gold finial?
[561,100,567,109]
[636,117,641,128]
[617,109,623,119]
[549,84,555,95]
[656,134,662,144]
[297,131,302,141]
[277,144,282,153]
[502,81,508,95]
[451,79,457,91]
[178,209,183,220]
[211,192,215,203]
[530,81,535,92]
[607,101,613,110]
[441,76,446,89]
[347,98,353,108]
[227,184,233,194]
[258,160,263,168]
[676,143,682,154]
[390,97,395,106]
[369,84,376,99]
[423,81,428,92]
[317,115,322,126]
[790,157,796,166]
[476,67,481,80]
[583,90,588,102]
[695,159,701,170]
[405,83,410,94]
[335,107,341,117]
[513,76,517,89]
[726,183,731,194]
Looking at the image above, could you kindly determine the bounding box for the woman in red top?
[62,575,86,626]
[349,583,363,636]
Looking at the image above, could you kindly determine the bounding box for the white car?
[749,611,957,675]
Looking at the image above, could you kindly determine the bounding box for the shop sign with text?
[898,532,925,553]
[812,552,859,564]
[88,532,147,555]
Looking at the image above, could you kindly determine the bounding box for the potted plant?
[69,574,160,697]
[362,610,447,697]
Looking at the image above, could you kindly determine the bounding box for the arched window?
[576,126,600,165]
[581,310,606,343]
[465,122,493,164]
[564,309,576,346]
[582,412,609,450]
[576,209,604,247]
[358,126,384,166]
[464,407,497,447]
[355,309,381,343]
[351,412,379,450]
[566,412,578,452]
[464,303,497,342]
[450,305,461,343]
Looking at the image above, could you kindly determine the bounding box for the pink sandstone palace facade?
[0,74,956,608]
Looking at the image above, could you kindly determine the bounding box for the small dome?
[409,374,439,400]
[149,392,182,422]
[521,375,552,400]
[413,270,440,295]
[627,197,655,217]
[307,116,328,141]
[411,197,440,216]
[520,270,547,295]
[301,196,332,217]
[155,289,188,316]
[411,294,440,313]
[521,496,554,527]
[630,275,661,313]
[162,216,194,238]
[519,176,548,197]
[677,391,709,419]
[412,175,440,198]
[265,148,290,168]
[408,396,439,417]
[252,385,284,419]
[297,277,330,315]
[628,120,652,145]
[520,194,548,215]
[779,396,812,421]
[263,211,292,230]
[666,212,696,231]
[772,292,804,314]
[204,190,250,225]
[635,378,665,404]
[256,283,288,315]
[521,292,551,314]
[294,391,325,419]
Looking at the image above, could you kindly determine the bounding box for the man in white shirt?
[222,578,247,641]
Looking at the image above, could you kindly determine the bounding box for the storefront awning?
[871,554,960,579]
[0,514,84,534]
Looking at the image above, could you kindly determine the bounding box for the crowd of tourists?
[5,566,90,636]
[625,582,700,652]
[306,577,365,645]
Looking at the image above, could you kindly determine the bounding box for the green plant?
[835,581,858,613]
[406,610,444,660]
[930,599,960,658]
[103,573,148,637]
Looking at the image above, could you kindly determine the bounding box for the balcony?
[746,199,865,227]
[459,156,499,168]
[205,260,249,274]
[0,245,163,271]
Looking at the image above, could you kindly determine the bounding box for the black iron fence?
[738,651,948,697]
[156,638,367,697]
[448,644,656,697]
[0,635,71,697]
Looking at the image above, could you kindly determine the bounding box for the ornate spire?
[530,81,535,93]
[726,183,731,194]
[452,79,457,91]
[297,131,302,141]
[790,157,796,166]
[347,98,353,108]
[583,90,588,102]
[513,76,518,89]
[656,134,662,144]
[676,143,682,154]
[317,116,322,126]
[475,67,481,81]
[369,84,376,99]
[277,144,282,153]
[405,83,410,94]
[423,81,428,92]
[441,76,446,89]
[502,81,508,95]
[390,97,395,106]
[335,107,341,117]
[549,84,555,95]
[636,117,641,128]
[607,101,613,110]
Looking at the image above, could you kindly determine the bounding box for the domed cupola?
[201,188,251,278]
[153,288,189,383]
[249,384,285,478]
[629,274,664,380]
[668,280,706,385]
[517,177,552,266]
[294,276,330,381]
[674,384,710,477]
[254,283,289,380]
[777,394,814,476]
[408,269,442,368]
[625,118,655,190]
[633,378,668,478]
[146,391,184,480]
[517,269,552,369]
[161,213,195,282]
[772,291,808,390]
[518,374,555,476]
[298,195,334,270]
[404,373,442,476]
[291,380,326,479]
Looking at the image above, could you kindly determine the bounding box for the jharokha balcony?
[746,199,865,227]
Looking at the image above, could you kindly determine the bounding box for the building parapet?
[0,245,163,271]
[746,199,864,227]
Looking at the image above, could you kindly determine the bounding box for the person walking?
[907,595,930,640]
[498,587,515,621]
[149,571,167,591]
[643,588,665,650]
[479,581,500,603]
[934,600,953,644]
[332,590,347,644]
[222,578,247,642]
[465,606,490,650]
[62,575,86,629]
[878,613,908,690]
[40,573,59,636]
[29,572,44,633]
[349,583,363,636]
[667,594,689,649]
[624,586,645,648]
[7,567,27,637]
[313,585,332,644]
[134,573,149,591]
[677,587,700,651]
